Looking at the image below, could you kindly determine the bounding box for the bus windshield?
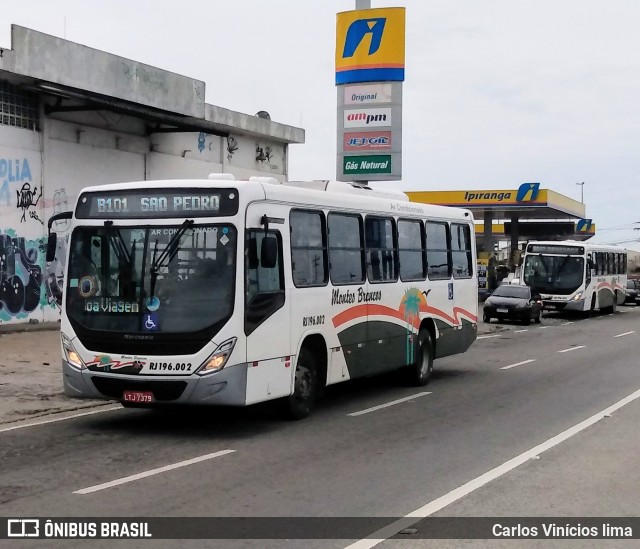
[523,254,584,295]
[66,224,236,334]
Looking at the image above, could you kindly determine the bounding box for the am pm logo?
[344,108,391,128]
[336,7,406,84]
[516,182,540,202]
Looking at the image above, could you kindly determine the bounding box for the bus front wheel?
[285,347,318,420]
[409,329,434,386]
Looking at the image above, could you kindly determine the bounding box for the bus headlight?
[197,338,237,375]
[62,333,86,369]
[571,292,584,301]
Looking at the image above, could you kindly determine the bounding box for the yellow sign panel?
[335,7,405,84]
[407,189,549,207]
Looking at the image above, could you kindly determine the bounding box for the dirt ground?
[0,327,109,425]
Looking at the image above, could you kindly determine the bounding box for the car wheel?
[483,312,491,323]
[285,347,318,420]
[523,316,531,326]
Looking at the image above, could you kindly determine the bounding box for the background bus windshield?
[523,254,584,294]
[66,224,236,334]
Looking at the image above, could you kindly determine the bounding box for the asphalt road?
[1,306,639,548]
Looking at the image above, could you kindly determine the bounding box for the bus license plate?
[123,391,154,403]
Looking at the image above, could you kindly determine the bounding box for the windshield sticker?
[78,275,98,298]
[145,296,161,312]
[143,313,159,331]
[84,298,139,313]
[220,227,230,246]
[69,278,79,288]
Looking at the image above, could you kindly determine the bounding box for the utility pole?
[576,181,585,203]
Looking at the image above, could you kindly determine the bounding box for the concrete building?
[0,25,304,326]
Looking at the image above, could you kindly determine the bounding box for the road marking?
[345,387,640,549]
[0,405,122,434]
[74,449,236,494]
[500,359,536,371]
[477,334,501,340]
[538,326,551,329]
[348,392,431,417]
[514,329,528,333]
[614,331,635,338]
[561,321,574,325]
[558,345,586,353]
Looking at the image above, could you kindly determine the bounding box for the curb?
[0,321,60,334]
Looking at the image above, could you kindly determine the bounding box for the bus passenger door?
[244,222,292,405]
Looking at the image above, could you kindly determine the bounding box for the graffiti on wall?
[226,136,238,161]
[44,188,70,309]
[45,235,66,309]
[17,182,42,224]
[0,230,44,320]
[1,158,34,207]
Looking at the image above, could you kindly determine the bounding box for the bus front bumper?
[62,361,249,406]
[543,298,585,312]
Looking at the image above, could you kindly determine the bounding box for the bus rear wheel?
[408,329,434,386]
[285,347,318,420]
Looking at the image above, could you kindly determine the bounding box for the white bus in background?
[521,240,627,314]
[46,175,478,419]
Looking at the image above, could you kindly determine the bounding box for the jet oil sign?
[344,108,391,128]
[343,155,392,175]
[344,131,392,151]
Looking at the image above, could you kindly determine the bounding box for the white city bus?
[47,175,478,418]
[521,240,627,314]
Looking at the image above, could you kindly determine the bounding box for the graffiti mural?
[1,158,33,207]
[226,136,238,161]
[17,181,42,223]
[0,231,44,320]
[45,234,66,309]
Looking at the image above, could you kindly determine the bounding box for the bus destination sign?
[527,244,584,255]
[75,188,239,219]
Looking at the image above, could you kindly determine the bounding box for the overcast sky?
[2,1,640,247]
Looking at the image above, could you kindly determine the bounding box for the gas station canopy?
[406,184,586,220]
[407,183,594,256]
[474,221,596,241]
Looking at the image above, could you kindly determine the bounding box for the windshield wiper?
[149,219,194,297]
[104,222,132,268]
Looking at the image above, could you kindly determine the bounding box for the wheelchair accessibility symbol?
[144,313,159,332]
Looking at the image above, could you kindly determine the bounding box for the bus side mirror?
[46,233,57,262]
[261,236,278,269]
[247,237,259,269]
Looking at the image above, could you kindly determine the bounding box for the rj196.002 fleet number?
[148,362,192,371]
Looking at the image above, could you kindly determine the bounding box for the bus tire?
[285,347,318,420]
[409,329,434,387]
